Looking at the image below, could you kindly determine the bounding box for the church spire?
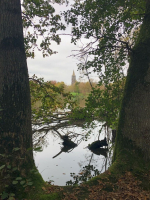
[71,70,76,85]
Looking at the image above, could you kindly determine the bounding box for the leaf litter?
[44,170,150,200]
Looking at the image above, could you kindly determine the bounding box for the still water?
[34,121,112,186]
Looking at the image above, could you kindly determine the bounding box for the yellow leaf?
[42,187,46,191]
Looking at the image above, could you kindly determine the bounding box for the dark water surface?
[34,121,112,186]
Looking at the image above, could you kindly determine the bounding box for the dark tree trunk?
[0,0,35,191]
[112,130,116,143]
[113,1,150,164]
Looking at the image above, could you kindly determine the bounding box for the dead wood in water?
[52,129,77,158]
[88,137,108,150]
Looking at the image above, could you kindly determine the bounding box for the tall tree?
[64,0,150,172]
[0,0,41,196]
[114,0,150,162]
[0,0,69,197]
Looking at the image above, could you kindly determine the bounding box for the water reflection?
[90,148,108,157]
[53,135,77,159]
[67,164,101,186]
[34,121,113,186]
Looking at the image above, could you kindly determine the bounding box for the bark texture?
[0,0,34,183]
[114,2,150,161]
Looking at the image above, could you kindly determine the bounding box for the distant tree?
[78,82,92,95]
[50,80,57,85]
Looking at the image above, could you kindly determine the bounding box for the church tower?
[71,70,76,85]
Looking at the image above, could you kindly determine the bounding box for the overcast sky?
[26,1,85,85]
[27,36,81,85]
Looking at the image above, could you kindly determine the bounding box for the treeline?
[30,76,125,129]
[49,80,98,94]
[49,80,99,107]
[65,81,98,95]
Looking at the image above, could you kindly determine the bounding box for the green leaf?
[27,182,33,186]
[13,147,20,152]
[23,184,27,188]
[33,147,43,152]
[20,180,26,185]
[16,177,22,180]
[12,167,18,171]
[12,180,18,185]
[0,165,5,170]
[27,147,33,151]
[1,192,8,200]
[7,165,11,169]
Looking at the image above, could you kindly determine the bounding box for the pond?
[34,121,113,186]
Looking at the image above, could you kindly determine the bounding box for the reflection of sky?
[34,122,112,186]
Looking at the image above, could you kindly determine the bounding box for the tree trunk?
[0,0,35,192]
[113,2,150,165]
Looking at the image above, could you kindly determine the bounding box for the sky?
[27,35,81,85]
[27,1,85,85]
[26,1,128,85]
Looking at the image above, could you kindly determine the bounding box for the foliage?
[30,75,76,122]
[63,0,147,129]
[65,81,98,107]
[69,107,92,120]
[2,0,150,198]
[65,81,97,95]
[66,165,100,186]
[85,78,126,129]
[0,148,40,200]
[30,75,79,147]
[65,77,125,130]
[22,0,68,58]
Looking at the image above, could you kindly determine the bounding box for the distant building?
[71,70,76,85]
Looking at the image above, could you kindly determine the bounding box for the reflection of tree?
[33,120,113,159]
[30,76,95,148]
[32,115,89,148]
[52,130,77,158]
[66,155,112,186]
[66,164,100,186]
[32,106,114,152]
[90,148,108,157]
[66,142,112,186]
[52,141,77,158]
[33,118,113,185]
[87,137,108,150]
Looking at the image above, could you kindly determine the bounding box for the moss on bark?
[112,1,150,174]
